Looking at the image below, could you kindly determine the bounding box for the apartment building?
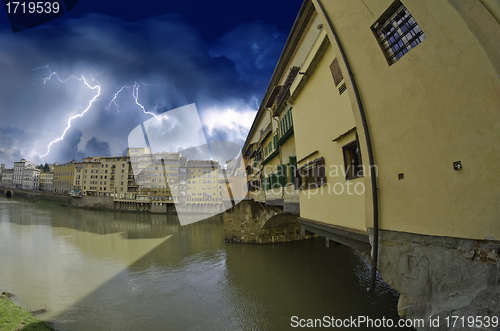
[39,172,54,192]
[54,162,77,193]
[1,169,13,187]
[186,160,221,206]
[13,159,35,189]
[22,168,40,191]
[80,156,136,199]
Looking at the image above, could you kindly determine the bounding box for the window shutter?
[269,173,277,189]
[263,177,269,191]
[315,157,326,186]
[330,58,344,86]
[273,135,278,150]
[277,164,287,187]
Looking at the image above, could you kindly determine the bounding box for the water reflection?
[0,198,410,330]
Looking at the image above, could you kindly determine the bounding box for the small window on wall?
[342,139,363,180]
[293,157,326,190]
[372,0,426,65]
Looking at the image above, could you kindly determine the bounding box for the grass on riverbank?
[0,293,54,331]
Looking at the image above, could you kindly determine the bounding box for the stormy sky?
[0,0,303,166]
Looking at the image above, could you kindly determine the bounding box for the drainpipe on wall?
[314,0,380,292]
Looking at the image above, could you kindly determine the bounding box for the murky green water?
[0,197,411,330]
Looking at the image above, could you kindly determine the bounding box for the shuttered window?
[276,164,287,187]
[280,109,293,138]
[262,177,269,191]
[330,58,344,86]
[293,157,327,190]
[255,150,261,162]
[247,179,261,192]
[269,173,278,189]
[263,165,288,190]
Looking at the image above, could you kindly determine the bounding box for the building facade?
[1,169,13,188]
[53,162,76,193]
[22,168,40,191]
[13,159,35,189]
[186,160,221,208]
[39,172,54,192]
[242,0,500,324]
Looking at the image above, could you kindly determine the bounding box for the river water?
[0,197,411,330]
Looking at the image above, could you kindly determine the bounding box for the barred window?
[373,1,426,65]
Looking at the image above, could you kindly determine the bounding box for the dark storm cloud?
[0,126,31,164]
[84,137,111,157]
[0,14,284,166]
[49,128,86,163]
[209,22,287,86]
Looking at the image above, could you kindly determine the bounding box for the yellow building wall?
[317,0,500,240]
[278,13,323,85]
[54,163,76,192]
[293,43,366,232]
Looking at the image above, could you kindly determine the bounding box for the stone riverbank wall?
[0,187,175,213]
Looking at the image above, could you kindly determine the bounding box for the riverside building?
[241,0,500,323]
[1,169,13,188]
[54,162,77,193]
[39,172,54,192]
[13,159,35,189]
[21,168,40,191]
[186,159,221,211]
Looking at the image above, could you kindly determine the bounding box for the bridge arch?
[223,200,315,244]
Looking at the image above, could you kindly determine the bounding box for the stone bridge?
[223,199,315,244]
[4,189,13,198]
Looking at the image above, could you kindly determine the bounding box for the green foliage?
[0,295,54,331]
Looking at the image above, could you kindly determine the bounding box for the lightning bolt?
[105,85,132,113]
[105,82,159,120]
[35,66,160,158]
[133,82,159,120]
[38,70,101,158]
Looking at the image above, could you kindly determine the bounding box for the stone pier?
[223,199,315,244]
